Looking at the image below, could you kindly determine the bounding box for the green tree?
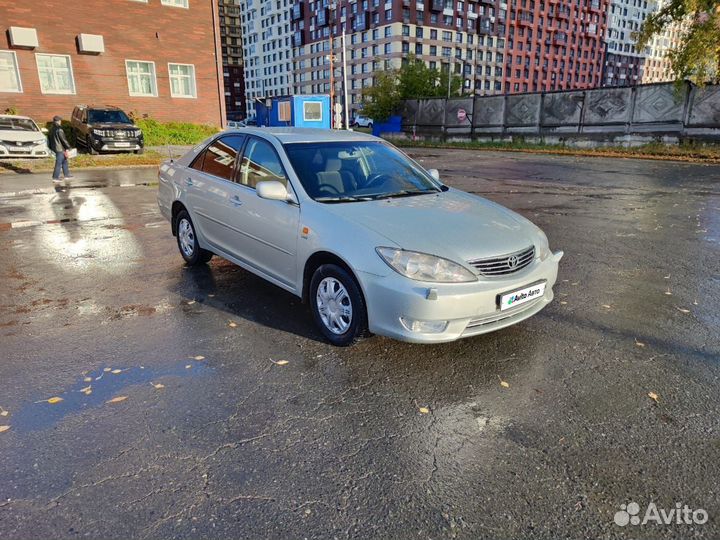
[637,0,720,85]
[360,70,401,122]
[397,55,441,98]
[361,58,466,120]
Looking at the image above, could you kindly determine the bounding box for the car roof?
[223,127,379,144]
[0,114,33,120]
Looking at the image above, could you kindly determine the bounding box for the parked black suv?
[70,105,144,154]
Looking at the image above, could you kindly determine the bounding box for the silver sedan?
[157,128,563,345]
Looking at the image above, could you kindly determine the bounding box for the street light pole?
[341,30,349,129]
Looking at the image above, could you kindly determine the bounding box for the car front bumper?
[359,250,563,343]
[0,144,51,158]
[90,136,144,152]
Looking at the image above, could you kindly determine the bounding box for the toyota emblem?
[507,255,518,268]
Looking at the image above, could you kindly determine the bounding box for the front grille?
[468,245,535,277]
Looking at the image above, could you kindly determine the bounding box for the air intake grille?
[468,245,535,277]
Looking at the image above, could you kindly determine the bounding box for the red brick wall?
[0,0,225,126]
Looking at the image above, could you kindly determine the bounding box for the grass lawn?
[0,151,167,175]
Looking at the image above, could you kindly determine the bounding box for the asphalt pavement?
[0,149,718,539]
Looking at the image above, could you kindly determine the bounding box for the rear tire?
[175,210,213,266]
[310,264,368,346]
[367,122,373,129]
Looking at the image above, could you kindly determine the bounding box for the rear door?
[183,134,246,252]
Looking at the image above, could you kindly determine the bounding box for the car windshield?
[284,141,441,202]
[0,117,38,132]
[88,110,132,124]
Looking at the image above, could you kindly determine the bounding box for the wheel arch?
[302,251,367,308]
[171,200,188,237]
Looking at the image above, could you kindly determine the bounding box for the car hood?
[320,189,538,263]
[0,130,46,143]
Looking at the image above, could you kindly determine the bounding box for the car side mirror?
[256,180,290,202]
[428,168,440,181]
[41,127,49,134]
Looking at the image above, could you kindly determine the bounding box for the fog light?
[400,317,449,333]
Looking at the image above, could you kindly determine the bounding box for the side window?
[191,136,245,180]
[238,138,287,189]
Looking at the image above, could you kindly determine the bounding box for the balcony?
[516,12,534,26]
[291,2,304,20]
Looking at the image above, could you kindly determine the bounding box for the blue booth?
[255,95,331,129]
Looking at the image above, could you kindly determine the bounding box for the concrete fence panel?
[687,86,720,127]
[584,87,633,126]
[472,95,505,133]
[400,99,419,128]
[445,98,474,135]
[632,83,686,132]
[506,94,541,131]
[415,98,446,131]
[542,91,584,129]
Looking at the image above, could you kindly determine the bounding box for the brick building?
[0,0,225,126]
[504,0,609,93]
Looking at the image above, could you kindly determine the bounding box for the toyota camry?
[157,128,563,346]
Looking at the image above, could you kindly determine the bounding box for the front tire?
[175,210,213,265]
[310,264,368,346]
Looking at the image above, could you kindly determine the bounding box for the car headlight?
[34,139,46,146]
[536,229,551,261]
[376,247,477,283]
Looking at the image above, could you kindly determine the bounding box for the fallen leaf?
[208,294,216,298]
[675,307,690,314]
[106,396,128,404]
[192,355,205,361]
[80,385,92,395]
[0,407,8,417]
[228,321,238,328]
[185,364,192,369]
[187,300,196,305]
[103,367,112,372]
[83,377,93,382]
[648,392,659,403]
[601,304,611,309]
[664,274,671,279]
[635,339,646,348]
[418,406,430,414]
[0,425,10,433]
[150,382,165,389]
[46,397,63,404]
[500,380,510,388]
[271,359,289,366]
[111,369,122,374]
[560,301,568,305]
[664,289,673,296]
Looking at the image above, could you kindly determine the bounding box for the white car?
[157,128,562,346]
[351,115,373,128]
[0,115,51,158]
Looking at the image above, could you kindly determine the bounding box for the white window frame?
[302,101,323,122]
[161,0,189,8]
[125,59,158,97]
[168,62,197,98]
[35,53,76,95]
[0,50,22,93]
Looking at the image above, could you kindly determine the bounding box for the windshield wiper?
[367,190,437,200]
[315,195,373,203]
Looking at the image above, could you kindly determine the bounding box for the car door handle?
[184,177,194,187]
[230,195,243,206]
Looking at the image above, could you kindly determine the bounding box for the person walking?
[48,115,73,183]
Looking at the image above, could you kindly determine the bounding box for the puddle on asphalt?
[8,359,213,433]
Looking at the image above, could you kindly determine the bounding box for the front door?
[224,137,299,289]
